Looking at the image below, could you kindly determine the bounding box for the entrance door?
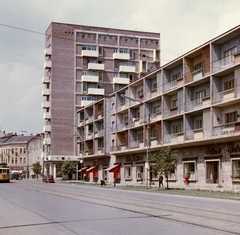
[206,161,219,183]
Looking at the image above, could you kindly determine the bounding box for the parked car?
[42,175,55,183]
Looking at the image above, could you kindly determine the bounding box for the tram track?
[11,182,240,235]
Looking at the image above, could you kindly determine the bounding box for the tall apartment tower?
[42,22,160,177]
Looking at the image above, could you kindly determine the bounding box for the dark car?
[11,172,20,180]
[42,175,55,183]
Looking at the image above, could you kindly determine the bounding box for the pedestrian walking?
[158,174,164,188]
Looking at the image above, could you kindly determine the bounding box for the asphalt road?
[0,180,239,235]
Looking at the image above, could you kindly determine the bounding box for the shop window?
[136,165,144,180]
[183,161,196,179]
[168,168,176,180]
[232,159,240,180]
[206,161,219,184]
[124,165,131,179]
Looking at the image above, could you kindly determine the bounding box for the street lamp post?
[120,94,151,189]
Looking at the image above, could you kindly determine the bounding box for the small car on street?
[42,175,55,183]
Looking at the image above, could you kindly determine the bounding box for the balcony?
[43,125,51,132]
[82,74,99,83]
[81,99,94,106]
[163,133,184,144]
[163,77,183,93]
[44,61,52,69]
[42,76,50,84]
[42,88,50,96]
[212,55,234,73]
[43,138,51,145]
[213,123,240,136]
[43,112,51,119]
[212,89,236,105]
[44,48,52,56]
[82,50,98,57]
[113,52,130,60]
[88,63,104,70]
[87,88,104,95]
[185,97,210,112]
[119,65,135,73]
[42,101,50,108]
[113,77,130,85]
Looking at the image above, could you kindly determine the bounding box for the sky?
[0,0,240,135]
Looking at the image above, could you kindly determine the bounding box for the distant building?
[0,134,43,178]
[42,22,160,177]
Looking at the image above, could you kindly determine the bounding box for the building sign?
[93,158,109,166]
[206,147,221,155]
[228,144,240,154]
[126,156,143,162]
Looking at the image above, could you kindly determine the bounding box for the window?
[146,51,153,57]
[137,132,143,142]
[153,105,161,113]
[114,60,119,69]
[193,62,202,72]
[196,119,203,129]
[206,161,219,184]
[15,158,17,164]
[124,116,128,124]
[225,111,237,123]
[172,72,181,81]
[138,90,143,98]
[172,99,177,108]
[224,80,234,91]
[20,158,22,164]
[83,58,87,67]
[124,165,131,179]
[183,162,196,179]
[173,124,181,134]
[196,90,206,100]
[136,165,144,179]
[99,46,103,56]
[232,159,240,180]
[11,158,14,163]
[125,38,128,43]
[152,83,157,90]
[224,47,237,58]
[99,72,103,81]
[24,158,26,163]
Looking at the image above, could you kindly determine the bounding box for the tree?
[150,147,177,189]
[32,161,42,179]
[61,160,77,180]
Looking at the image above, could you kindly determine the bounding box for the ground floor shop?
[81,141,240,191]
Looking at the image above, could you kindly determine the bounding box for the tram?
[0,163,10,182]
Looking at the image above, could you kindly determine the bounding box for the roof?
[0,135,35,146]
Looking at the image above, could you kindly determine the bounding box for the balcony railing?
[213,123,239,136]
[212,55,234,73]
[163,80,177,93]
[212,88,236,105]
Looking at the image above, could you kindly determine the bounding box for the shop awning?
[86,166,98,173]
[78,166,89,172]
[105,164,120,172]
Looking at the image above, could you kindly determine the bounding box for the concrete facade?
[78,24,240,191]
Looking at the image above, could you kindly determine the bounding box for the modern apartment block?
[78,25,240,191]
[42,22,160,177]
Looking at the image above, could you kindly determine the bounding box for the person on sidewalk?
[158,174,164,188]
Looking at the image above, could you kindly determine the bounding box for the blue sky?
[0,0,240,135]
